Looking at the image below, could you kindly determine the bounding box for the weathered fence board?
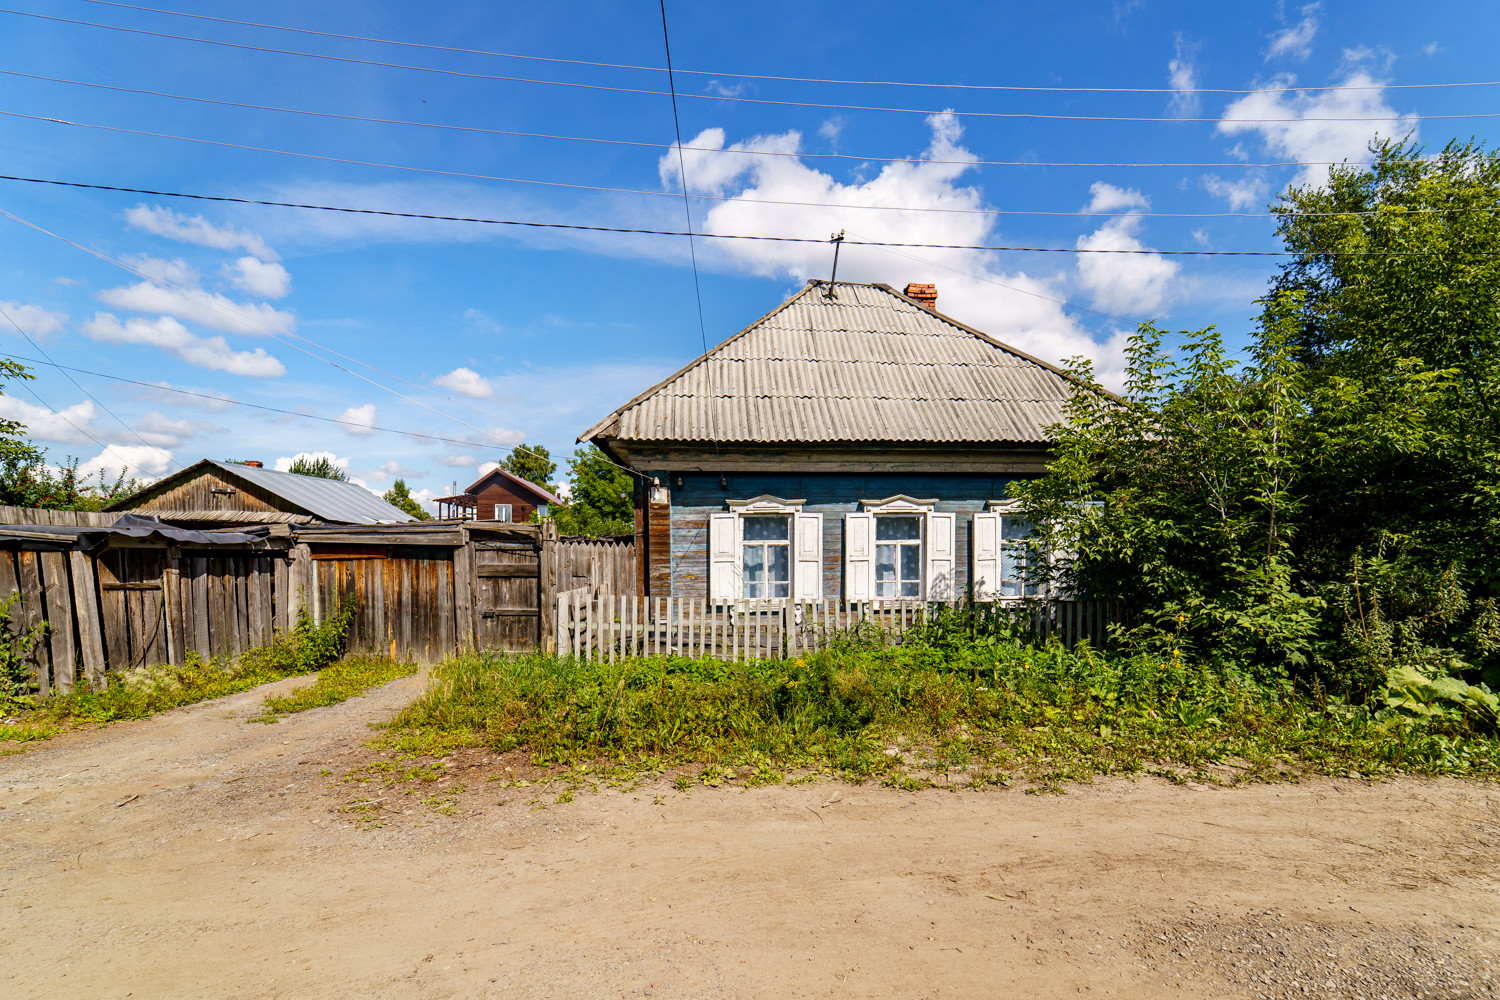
[557,595,1124,663]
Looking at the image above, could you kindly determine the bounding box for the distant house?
[107,459,416,526]
[579,281,1085,601]
[433,466,561,523]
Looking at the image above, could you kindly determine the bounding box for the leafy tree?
[0,359,136,510]
[287,455,348,481]
[549,444,634,536]
[498,443,556,492]
[382,478,431,520]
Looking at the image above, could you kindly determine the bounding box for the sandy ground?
[2,673,1498,1000]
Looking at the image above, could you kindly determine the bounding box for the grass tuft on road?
[379,644,1500,790]
[255,657,417,722]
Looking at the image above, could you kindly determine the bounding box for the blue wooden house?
[579,280,1080,603]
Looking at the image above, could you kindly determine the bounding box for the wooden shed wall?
[121,467,300,517]
[473,481,543,523]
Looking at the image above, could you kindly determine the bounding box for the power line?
[0,301,179,472]
[2,8,1478,124]
[73,0,1500,97]
[2,173,1494,257]
[0,353,150,478]
[2,111,1473,222]
[10,67,1410,174]
[0,202,652,479]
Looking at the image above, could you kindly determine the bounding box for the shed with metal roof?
[107,459,416,527]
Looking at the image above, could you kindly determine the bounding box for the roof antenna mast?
[824,230,845,300]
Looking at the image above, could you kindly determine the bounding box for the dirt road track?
[2,673,1498,999]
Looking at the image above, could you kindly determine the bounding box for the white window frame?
[710,497,823,602]
[845,496,955,601]
[491,503,513,523]
[973,500,1042,600]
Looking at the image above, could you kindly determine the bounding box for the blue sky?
[0,0,1495,509]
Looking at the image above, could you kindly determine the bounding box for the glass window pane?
[768,544,790,584]
[875,580,895,598]
[875,543,896,582]
[876,515,921,541]
[1000,516,1033,542]
[771,581,790,598]
[743,515,788,541]
[899,543,921,583]
[900,580,920,598]
[743,544,764,584]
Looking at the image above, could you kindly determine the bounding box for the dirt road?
[2,673,1497,999]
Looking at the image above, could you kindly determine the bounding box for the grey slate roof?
[580,281,1080,446]
[109,459,416,524]
[204,461,415,524]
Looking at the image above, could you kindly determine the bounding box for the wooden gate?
[474,537,541,650]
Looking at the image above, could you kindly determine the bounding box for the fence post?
[68,552,106,690]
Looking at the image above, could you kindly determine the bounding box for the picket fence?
[554,591,1123,663]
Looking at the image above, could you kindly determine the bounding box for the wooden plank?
[287,544,312,627]
[38,552,76,693]
[162,550,182,666]
[94,550,131,671]
[16,551,50,694]
[272,552,289,633]
[68,551,107,688]
[191,557,211,658]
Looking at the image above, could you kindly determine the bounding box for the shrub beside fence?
[555,592,1124,663]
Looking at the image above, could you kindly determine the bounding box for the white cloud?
[97,281,296,337]
[130,380,236,412]
[77,444,173,482]
[1218,71,1418,186]
[1267,3,1320,61]
[475,460,501,478]
[438,454,478,468]
[0,300,67,339]
[0,396,103,445]
[818,116,846,143]
[407,487,440,513]
[134,410,216,447]
[124,204,279,261]
[52,276,82,287]
[462,308,503,334]
[655,112,1133,383]
[1074,188,1180,316]
[128,255,200,287]
[1084,182,1150,214]
[371,459,419,482]
[1422,41,1439,57]
[1168,34,1201,117]
[224,257,291,299]
[433,367,494,399]
[274,450,350,474]
[80,313,286,377]
[337,403,378,436]
[1201,173,1270,210]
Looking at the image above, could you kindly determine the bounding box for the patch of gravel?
[1134,909,1495,999]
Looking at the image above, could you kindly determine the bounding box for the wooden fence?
[0,505,122,527]
[1,517,637,698]
[554,594,1124,663]
[550,536,635,597]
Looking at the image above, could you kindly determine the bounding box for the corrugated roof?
[201,461,415,524]
[581,282,1082,446]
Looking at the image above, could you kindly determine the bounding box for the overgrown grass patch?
[377,642,1500,791]
[255,656,416,722]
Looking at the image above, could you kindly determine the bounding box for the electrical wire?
[0,348,149,477]
[0,301,179,472]
[9,67,1410,174]
[74,0,1500,97]
[1,174,1494,257]
[0,111,1471,222]
[1,8,1475,124]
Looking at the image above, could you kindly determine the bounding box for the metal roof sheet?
[206,460,415,524]
[583,282,1082,446]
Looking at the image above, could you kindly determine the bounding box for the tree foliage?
[382,478,431,520]
[548,444,634,536]
[498,443,556,492]
[286,455,348,481]
[1017,138,1500,705]
[0,359,136,510]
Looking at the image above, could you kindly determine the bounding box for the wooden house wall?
[121,467,299,517]
[473,481,544,523]
[660,471,1032,600]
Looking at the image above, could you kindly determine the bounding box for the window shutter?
[793,511,823,600]
[844,512,874,601]
[971,512,1000,601]
[925,512,956,601]
[709,512,740,601]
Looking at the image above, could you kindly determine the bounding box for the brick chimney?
[242,460,263,468]
[904,282,938,309]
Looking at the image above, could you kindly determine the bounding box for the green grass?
[256,656,417,722]
[379,642,1500,790]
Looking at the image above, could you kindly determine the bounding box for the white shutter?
[709,512,741,601]
[793,511,823,600]
[926,512,956,601]
[844,512,874,601]
[971,512,1000,601]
